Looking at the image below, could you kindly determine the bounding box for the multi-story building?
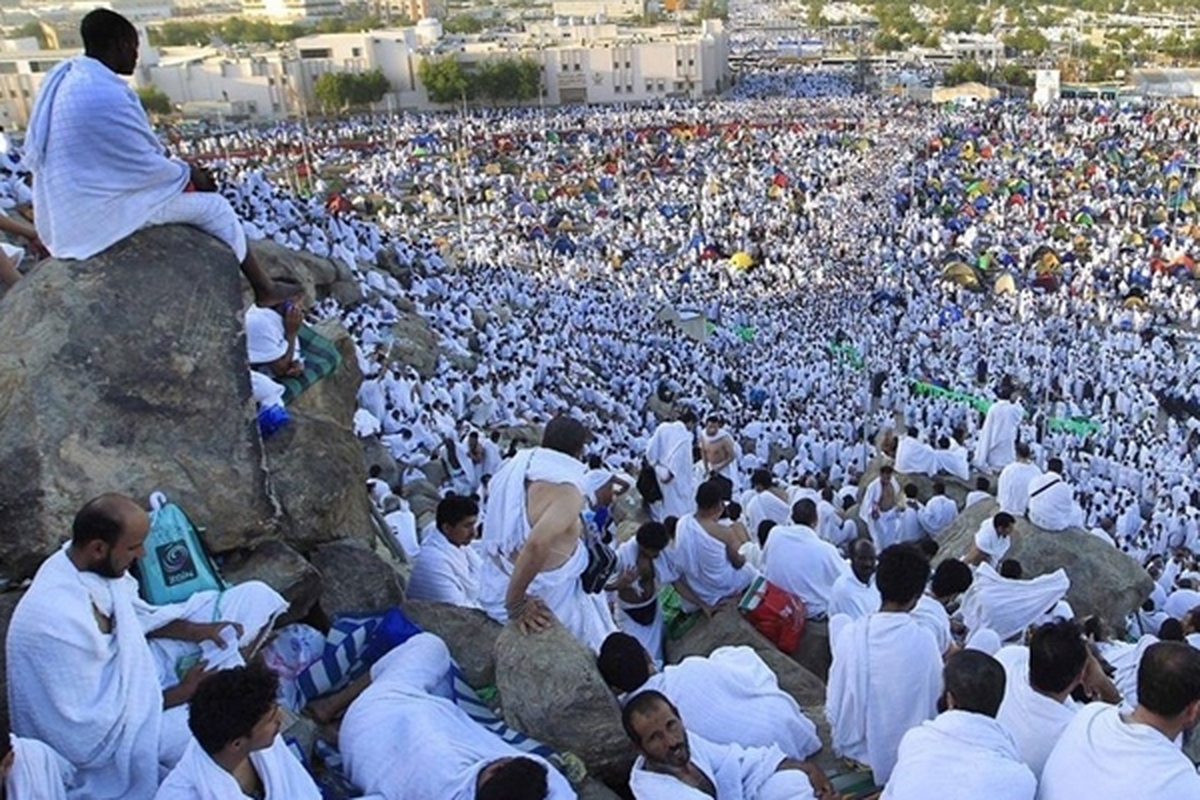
[240,0,341,23]
[549,0,646,19]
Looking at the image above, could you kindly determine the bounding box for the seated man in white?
[762,498,848,619]
[5,493,287,800]
[959,561,1070,643]
[671,480,756,615]
[246,293,305,380]
[911,559,974,657]
[335,632,575,800]
[1,732,74,800]
[827,544,942,785]
[996,443,1042,515]
[611,522,678,667]
[598,633,823,763]
[860,465,902,551]
[965,512,1016,568]
[1026,457,1085,532]
[1039,642,1200,800]
[994,620,1092,779]
[882,649,1036,800]
[155,663,320,799]
[917,481,958,537]
[623,690,836,800]
[23,10,295,306]
[828,539,880,620]
[407,494,482,609]
[742,469,792,537]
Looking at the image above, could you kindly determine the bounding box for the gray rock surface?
[264,410,374,552]
[388,310,439,378]
[0,590,22,734]
[220,539,323,625]
[936,499,1153,630]
[361,438,400,488]
[248,239,338,300]
[664,604,826,707]
[495,621,633,785]
[312,539,405,622]
[0,226,277,581]
[793,618,832,683]
[403,600,503,688]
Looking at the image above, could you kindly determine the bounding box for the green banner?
[828,341,864,370]
[910,381,1102,437]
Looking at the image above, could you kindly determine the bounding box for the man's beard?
[89,553,124,579]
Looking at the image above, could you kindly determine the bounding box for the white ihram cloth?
[762,524,847,618]
[5,736,74,800]
[628,732,813,800]
[341,633,576,800]
[406,530,482,609]
[997,462,1043,515]
[700,427,741,489]
[881,711,1037,800]
[918,495,958,536]
[1038,704,1200,800]
[744,490,791,539]
[6,548,171,800]
[24,56,190,260]
[636,646,821,759]
[826,612,942,784]
[994,646,1081,778]
[478,447,616,651]
[960,564,1070,642]
[973,517,1011,567]
[910,595,952,655]
[827,574,880,620]
[154,735,320,800]
[860,476,902,551]
[894,437,938,476]
[672,514,756,609]
[647,421,697,520]
[613,538,672,667]
[973,400,1024,470]
[1026,473,1084,532]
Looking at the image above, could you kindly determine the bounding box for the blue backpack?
[134,492,227,605]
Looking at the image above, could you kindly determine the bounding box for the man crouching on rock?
[478,415,618,652]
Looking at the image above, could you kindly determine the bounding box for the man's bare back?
[504,479,586,633]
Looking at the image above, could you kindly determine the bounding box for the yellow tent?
[942,262,979,289]
[730,252,755,269]
[993,273,1016,295]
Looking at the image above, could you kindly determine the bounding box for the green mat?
[659,585,701,640]
[278,325,342,406]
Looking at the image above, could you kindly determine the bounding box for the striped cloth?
[279,325,342,406]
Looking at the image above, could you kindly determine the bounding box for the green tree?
[874,31,905,52]
[1004,27,1049,56]
[136,85,174,115]
[313,69,391,111]
[806,0,825,27]
[943,60,987,85]
[419,56,469,104]
[696,0,728,20]
[443,14,484,34]
[943,4,977,34]
[998,63,1033,86]
[472,57,542,104]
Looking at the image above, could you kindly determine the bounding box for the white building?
[240,0,341,22]
[550,0,645,19]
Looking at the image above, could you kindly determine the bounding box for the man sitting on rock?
[407,494,482,609]
[966,511,1016,568]
[598,632,825,769]
[1027,457,1085,532]
[155,663,320,799]
[882,650,1036,800]
[623,690,834,800]
[22,9,295,307]
[5,493,287,800]
[331,632,575,799]
[670,479,757,617]
[478,415,616,652]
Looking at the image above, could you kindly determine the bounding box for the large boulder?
[248,239,338,299]
[264,410,374,552]
[0,590,23,733]
[388,310,439,379]
[494,621,634,784]
[936,499,1153,630]
[856,453,977,509]
[403,600,503,688]
[664,605,826,707]
[361,438,400,489]
[220,539,323,625]
[312,539,405,623]
[0,226,277,581]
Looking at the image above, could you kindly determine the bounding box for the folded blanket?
[279,325,342,405]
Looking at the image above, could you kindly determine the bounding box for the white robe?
[478,447,616,651]
[628,732,813,800]
[973,518,1012,567]
[960,564,1070,642]
[881,711,1037,800]
[860,477,902,551]
[973,400,1024,470]
[826,612,942,784]
[647,421,697,521]
[744,490,791,539]
[5,736,74,800]
[341,633,575,800]
[672,514,756,610]
[762,524,848,618]
[406,531,482,609]
[918,496,958,536]
[997,462,1043,515]
[994,646,1081,779]
[1027,472,1084,532]
[827,574,880,620]
[613,538,671,667]
[637,646,821,760]
[910,595,952,655]
[153,735,321,800]
[1038,704,1200,800]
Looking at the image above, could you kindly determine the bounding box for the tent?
[993,273,1017,294]
[730,252,755,269]
[942,262,981,290]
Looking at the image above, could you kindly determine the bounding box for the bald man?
[5,493,287,800]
